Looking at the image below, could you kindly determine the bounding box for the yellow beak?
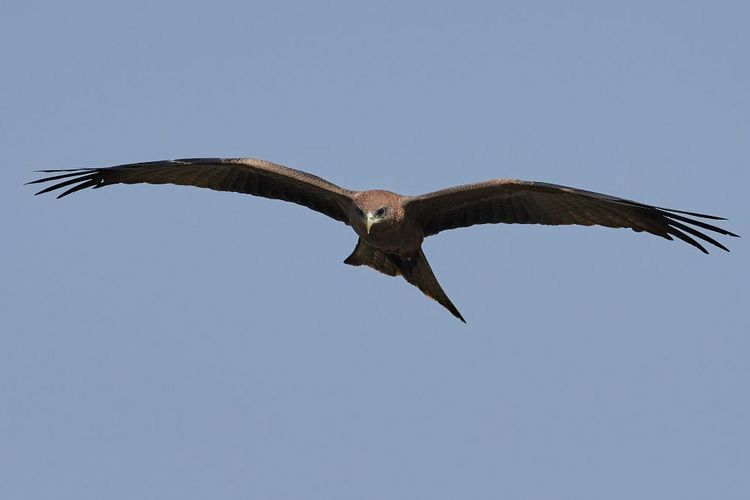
[365,213,376,234]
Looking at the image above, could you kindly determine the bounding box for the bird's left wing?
[404,179,738,253]
[29,158,356,224]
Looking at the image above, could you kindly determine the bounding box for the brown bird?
[29,157,738,322]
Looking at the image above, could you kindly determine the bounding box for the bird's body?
[29,157,738,322]
[350,190,423,255]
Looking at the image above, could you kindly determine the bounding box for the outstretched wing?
[29,157,356,224]
[404,179,738,253]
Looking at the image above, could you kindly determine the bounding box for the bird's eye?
[376,207,386,217]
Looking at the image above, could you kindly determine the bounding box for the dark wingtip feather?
[633,203,739,251]
[27,170,93,185]
[668,219,731,252]
[34,174,92,196]
[654,205,728,220]
[663,211,739,238]
[30,171,100,197]
[57,179,99,198]
[36,168,87,172]
[667,227,709,254]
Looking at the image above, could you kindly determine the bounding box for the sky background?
[2,1,748,498]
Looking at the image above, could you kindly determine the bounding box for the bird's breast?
[358,219,424,256]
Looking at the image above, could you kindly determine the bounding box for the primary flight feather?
[29,157,738,322]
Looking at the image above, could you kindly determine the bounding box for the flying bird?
[29,157,738,322]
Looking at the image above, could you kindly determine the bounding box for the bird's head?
[352,190,401,234]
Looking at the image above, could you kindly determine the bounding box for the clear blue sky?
[2,1,748,498]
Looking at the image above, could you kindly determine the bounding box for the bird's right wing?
[404,179,738,253]
[29,157,356,224]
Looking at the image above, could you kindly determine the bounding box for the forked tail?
[344,239,466,322]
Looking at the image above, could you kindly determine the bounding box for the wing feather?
[28,158,355,224]
[405,179,737,253]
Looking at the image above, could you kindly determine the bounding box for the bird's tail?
[396,249,466,323]
[343,238,400,276]
[344,239,465,323]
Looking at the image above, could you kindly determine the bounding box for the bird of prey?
[29,157,738,322]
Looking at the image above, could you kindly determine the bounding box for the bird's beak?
[365,213,375,234]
